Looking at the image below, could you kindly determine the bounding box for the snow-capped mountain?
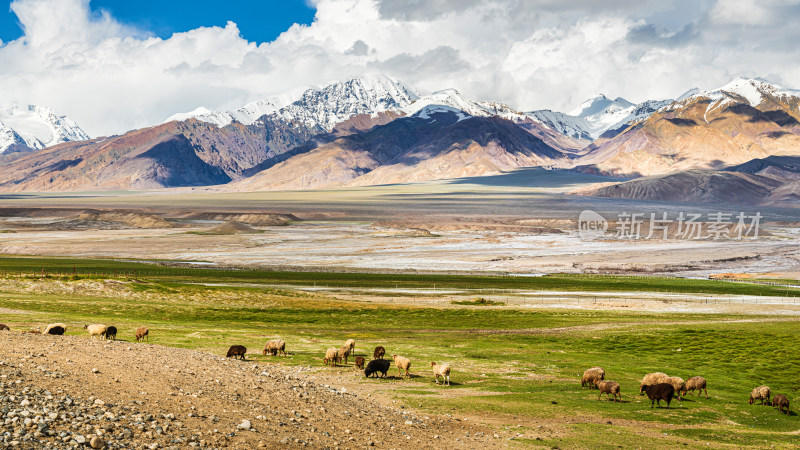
[401,89,528,123]
[528,95,672,140]
[165,97,292,128]
[275,74,419,132]
[0,104,89,154]
[525,109,593,141]
[167,74,419,132]
[671,77,800,121]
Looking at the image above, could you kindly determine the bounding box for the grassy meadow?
[0,256,799,448]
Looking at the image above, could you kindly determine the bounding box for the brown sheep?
[324,347,339,366]
[773,394,790,414]
[373,346,386,359]
[0,324,9,331]
[681,376,708,398]
[749,386,771,405]
[596,380,621,402]
[581,367,605,389]
[641,383,675,408]
[226,345,247,360]
[355,356,366,369]
[135,327,149,342]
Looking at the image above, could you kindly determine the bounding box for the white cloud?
[1,0,799,137]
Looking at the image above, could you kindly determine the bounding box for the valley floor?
[1,264,799,449]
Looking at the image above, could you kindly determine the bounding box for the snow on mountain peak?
[678,77,800,110]
[0,104,89,154]
[166,74,419,132]
[277,74,419,131]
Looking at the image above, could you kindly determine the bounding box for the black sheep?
[45,326,65,335]
[226,345,247,360]
[365,359,390,378]
[0,324,9,331]
[105,326,117,340]
[641,383,675,408]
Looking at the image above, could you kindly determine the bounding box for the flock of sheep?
[1,322,150,342]
[582,367,791,414]
[4,322,790,413]
[226,338,452,386]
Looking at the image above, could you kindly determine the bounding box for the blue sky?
[2,0,799,137]
[0,0,316,43]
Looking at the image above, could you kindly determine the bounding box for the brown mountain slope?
[0,123,231,191]
[576,170,783,205]
[577,79,800,177]
[231,113,570,191]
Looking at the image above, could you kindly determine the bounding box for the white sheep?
[338,345,352,365]
[749,386,771,405]
[581,367,605,388]
[263,339,287,356]
[344,338,356,355]
[640,372,670,392]
[324,347,339,366]
[431,361,451,386]
[666,376,686,399]
[393,355,411,378]
[84,324,108,339]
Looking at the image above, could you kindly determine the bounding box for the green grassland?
[1,256,799,448]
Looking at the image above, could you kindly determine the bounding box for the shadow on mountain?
[444,168,626,188]
[664,118,698,127]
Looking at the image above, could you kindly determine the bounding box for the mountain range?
[0,105,89,154]
[3,75,800,207]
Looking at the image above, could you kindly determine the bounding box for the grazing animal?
[641,383,675,408]
[431,361,451,386]
[0,324,9,331]
[393,355,411,378]
[749,386,771,405]
[596,380,622,402]
[666,377,686,400]
[338,345,352,365]
[43,323,67,335]
[373,346,386,360]
[581,367,605,389]
[355,356,366,369]
[365,359,391,378]
[344,338,356,355]
[226,345,247,360]
[640,372,670,393]
[773,394,790,414]
[681,376,708,399]
[104,326,117,340]
[262,339,287,356]
[324,347,339,366]
[135,327,149,342]
[84,324,108,339]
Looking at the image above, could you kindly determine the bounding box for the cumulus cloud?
[1,0,800,136]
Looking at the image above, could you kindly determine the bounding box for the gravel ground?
[0,333,494,449]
